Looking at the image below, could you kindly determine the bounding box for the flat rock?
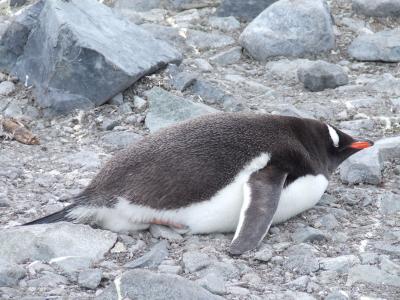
[0,259,26,287]
[96,269,222,300]
[266,58,312,81]
[190,79,241,111]
[217,0,278,21]
[101,131,142,149]
[319,255,360,273]
[380,256,400,276]
[78,269,102,289]
[49,256,92,276]
[0,222,117,263]
[349,29,400,62]
[26,272,68,287]
[144,87,219,132]
[325,290,349,300]
[149,225,183,242]
[208,16,240,32]
[298,61,348,92]
[0,81,15,96]
[352,0,400,17]
[254,245,273,262]
[10,0,181,114]
[347,265,400,287]
[182,251,211,273]
[239,0,335,60]
[196,272,226,295]
[124,240,169,269]
[264,291,317,300]
[292,226,327,243]
[209,47,242,66]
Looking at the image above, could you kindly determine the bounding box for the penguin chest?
[272,174,329,224]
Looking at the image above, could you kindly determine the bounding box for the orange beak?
[349,140,374,149]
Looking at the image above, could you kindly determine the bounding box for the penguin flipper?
[230,166,287,255]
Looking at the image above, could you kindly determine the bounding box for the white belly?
[69,172,328,234]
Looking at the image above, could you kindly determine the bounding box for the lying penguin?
[25,113,373,255]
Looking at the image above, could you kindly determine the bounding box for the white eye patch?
[327,124,339,148]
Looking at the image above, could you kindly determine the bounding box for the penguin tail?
[23,203,78,225]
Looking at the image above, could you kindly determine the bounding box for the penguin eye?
[327,125,339,148]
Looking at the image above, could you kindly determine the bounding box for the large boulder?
[349,29,400,62]
[0,223,117,263]
[239,0,335,61]
[4,0,181,114]
[114,0,217,12]
[0,1,44,71]
[352,0,400,17]
[216,0,278,21]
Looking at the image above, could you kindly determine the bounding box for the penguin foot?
[150,218,188,230]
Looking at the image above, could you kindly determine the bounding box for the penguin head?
[324,123,374,169]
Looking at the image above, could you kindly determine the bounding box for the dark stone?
[217,0,278,21]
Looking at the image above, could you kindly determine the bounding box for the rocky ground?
[0,0,400,299]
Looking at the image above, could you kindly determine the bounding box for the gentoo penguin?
[25,113,373,255]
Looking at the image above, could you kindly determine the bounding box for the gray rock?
[339,136,400,185]
[11,0,181,114]
[190,80,241,111]
[165,0,217,11]
[284,254,320,275]
[347,265,400,287]
[380,192,400,215]
[97,269,222,300]
[158,264,182,275]
[144,87,219,132]
[209,47,242,66]
[133,96,147,112]
[239,0,335,60]
[349,29,400,62]
[182,251,211,273]
[266,58,313,81]
[124,240,169,269]
[319,255,360,273]
[63,150,100,169]
[9,0,27,7]
[340,119,375,132]
[264,291,317,300]
[108,93,124,106]
[208,16,240,32]
[0,259,26,287]
[374,241,400,256]
[366,73,400,96]
[3,102,22,117]
[191,58,214,72]
[186,30,235,51]
[380,256,400,276]
[325,290,349,300]
[169,71,198,92]
[196,272,226,295]
[0,1,44,72]
[285,275,310,289]
[0,223,117,263]
[339,146,381,185]
[297,61,348,92]
[254,245,273,262]
[101,118,120,131]
[271,104,314,119]
[78,269,102,289]
[316,214,339,230]
[345,97,380,109]
[26,272,68,287]
[0,81,15,96]
[101,131,142,149]
[118,102,132,114]
[49,256,92,276]
[149,225,183,242]
[292,227,327,243]
[198,261,240,280]
[360,252,379,265]
[217,0,278,21]
[113,0,162,12]
[352,0,400,17]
